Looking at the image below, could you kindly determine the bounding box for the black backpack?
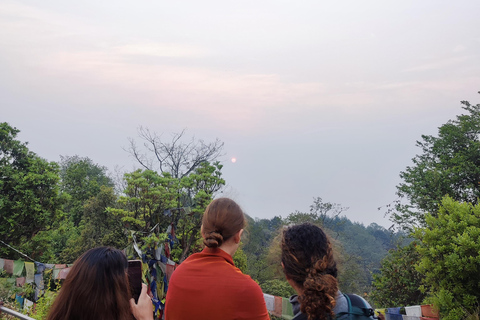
[335,293,376,320]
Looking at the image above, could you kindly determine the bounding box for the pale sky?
[1,0,479,227]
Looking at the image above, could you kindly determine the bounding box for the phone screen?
[127,260,142,303]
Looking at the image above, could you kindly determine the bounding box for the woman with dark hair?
[47,246,153,320]
[281,223,376,320]
[165,198,269,320]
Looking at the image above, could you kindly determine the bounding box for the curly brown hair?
[281,223,338,320]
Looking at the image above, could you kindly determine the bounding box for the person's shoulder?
[230,270,263,293]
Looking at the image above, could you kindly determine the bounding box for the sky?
[1,0,479,228]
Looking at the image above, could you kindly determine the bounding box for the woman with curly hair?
[281,223,376,320]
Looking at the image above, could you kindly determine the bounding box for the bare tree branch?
[126,127,224,179]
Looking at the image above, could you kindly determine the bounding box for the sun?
[231,157,237,163]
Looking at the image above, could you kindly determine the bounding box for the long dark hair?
[47,247,133,320]
[281,223,338,320]
[202,198,245,248]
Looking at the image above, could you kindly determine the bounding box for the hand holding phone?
[128,260,143,303]
[130,283,154,320]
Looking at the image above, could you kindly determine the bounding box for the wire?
[0,240,36,262]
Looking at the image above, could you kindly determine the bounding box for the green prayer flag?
[282,297,294,319]
[13,260,24,276]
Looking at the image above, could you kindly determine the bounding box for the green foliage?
[109,161,225,262]
[175,161,225,262]
[0,274,17,300]
[370,241,425,308]
[233,246,248,274]
[30,290,58,320]
[22,218,78,263]
[394,93,480,229]
[59,155,114,226]
[260,279,296,297]
[284,197,348,229]
[243,215,283,283]
[0,270,59,320]
[60,186,127,263]
[109,169,178,233]
[0,122,63,258]
[414,197,480,320]
[127,129,226,261]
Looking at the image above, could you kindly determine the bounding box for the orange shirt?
[165,247,270,320]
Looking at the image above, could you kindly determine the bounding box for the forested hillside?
[241,198,408,301]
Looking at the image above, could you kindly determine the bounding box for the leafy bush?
[370,241,425,307]
[260,279,296,298]
[415,197,480,320]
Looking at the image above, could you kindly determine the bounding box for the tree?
[126,129,225,262]
[414,197,480,320]
[60,186,127,263]
[370,241,425,308]
[127,128,224,179]
[260,279,296,297]
[232,246,248,274]
[0,123,63,258]
[110,161,225,262]
[174,161,225,262]
[393,92,480,228]
[59,155,114,226]
[284,197,348,229]
[108,169,178,235]
[243,215,283,283]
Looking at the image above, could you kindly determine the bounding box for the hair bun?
[204,231,224,248]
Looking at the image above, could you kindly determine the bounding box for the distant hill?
[242,214,409,298]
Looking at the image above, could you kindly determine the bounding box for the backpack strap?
[335,294,377,319]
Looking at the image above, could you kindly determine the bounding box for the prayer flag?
[166,264,174,282]
[4,259,13,274]
[263,294,275,311]
[24,299,34,312]
[25,262,34,283]
[282,297,294,319]
[52,268,60,279]
[15,294,24,308]
[35,273,44,290]
[155,244,163,261]
[58,267,70,279]
[13,260,24,276]
[273,296,282,317]
[35,262,46,273]
[133,243,142,258]
[16,277,26,287]
[158,261,166,275]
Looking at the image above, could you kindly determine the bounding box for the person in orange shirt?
[165,198,270,320]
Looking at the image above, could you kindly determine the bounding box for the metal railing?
[0,306,35,320]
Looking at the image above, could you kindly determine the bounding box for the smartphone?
[128,260,143,303]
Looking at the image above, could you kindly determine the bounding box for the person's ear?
[281,262,291,280]
[234,229,244,244]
